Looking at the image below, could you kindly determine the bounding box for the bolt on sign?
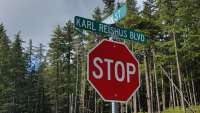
[74,16,147,44]
[88,39,140,102]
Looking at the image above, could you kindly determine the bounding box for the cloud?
[0,0,144,47]
[0,0,104,46]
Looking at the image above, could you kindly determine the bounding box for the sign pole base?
[112,102,118,113]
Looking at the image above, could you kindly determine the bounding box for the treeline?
[0,0,200,113]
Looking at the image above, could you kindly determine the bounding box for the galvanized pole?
[110,34,119,113]
[112,102,118,113]
[112,102,115,113]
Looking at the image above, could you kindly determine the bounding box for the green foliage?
[93,7,102,21]
[10,32,27,113]
[0,24,12,113]
[127,0,138,14]
[0,0,200,112]
[102,0,113,16]
[162,106,200,113]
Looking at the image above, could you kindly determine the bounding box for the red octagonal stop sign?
[88,39,140,102]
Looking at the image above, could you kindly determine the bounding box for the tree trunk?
[95,92,97,113]
[183,78,189,105]
[148,55,154,113]
[120,103,122,113]
[69,94,71,113]
[175,91,180,107]
[187,80,193,106]
[169,84,173,107]
[173,29,185,111]
[170,68,176,108]
[161,70,165,111]
[137,92,142,112]
[152,49,160,113]
[87,91,92,113]
[130,98,133,113]
[191,74,197,106]
[12,90,15,113]
[144,52,152,113]
[74,48,79,113]
[149,72,154,113]
[161,65,196,113]
[55,60,59,113]
[120,103,124,113]
[79,56,86,113]
[100,102,103,113]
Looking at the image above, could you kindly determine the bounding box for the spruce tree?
[92,7,102,21]
[102,0,113,16]
[127,0,138,14]
[10,32,27,113]
[0,23,12,113]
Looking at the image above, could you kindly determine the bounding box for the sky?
[0,0,144,47]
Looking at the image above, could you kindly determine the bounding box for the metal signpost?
[75,1,142,113]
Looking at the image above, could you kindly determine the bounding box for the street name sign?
[74,16,147,43]
[88,39,140,102]
[103,4,127,24]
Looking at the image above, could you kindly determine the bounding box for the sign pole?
[112,102,118,113]
[87,33,140,112]
[110,35,119,113]
[112,102,115,113]
[110,34,115,113]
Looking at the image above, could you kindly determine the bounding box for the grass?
[162,106,200,113]
[137,106,200,113]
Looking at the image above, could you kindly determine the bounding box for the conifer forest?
[0,0,200,113]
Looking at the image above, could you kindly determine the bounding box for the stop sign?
[88,39,140,102]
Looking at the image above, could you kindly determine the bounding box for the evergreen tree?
[102,0,114,18]
[157,0,186,111]
[0,23,12,113]
[63,20,75,77]
[10,32,27,113]
[48,21,76,113]
[62,20,76,113]
[92,7,102,21]
[0,1,200,112]
[48,25,63,113]
[127,0,138,14]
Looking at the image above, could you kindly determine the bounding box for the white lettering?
[129,31,134,40]
[115,61,125,82]
[127,63,136,83]
[92,22,96,31]
[75,18,81,27]
[92,57,136,83]
[87,21,92,29]
[92,57,103,79]
[140,35,145,42]
[82,20,87,28]
[99,24,104,32]
[104,58,114,80]
[103,24,108,33]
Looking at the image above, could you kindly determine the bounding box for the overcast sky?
[0,0,144,46]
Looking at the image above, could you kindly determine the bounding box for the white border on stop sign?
[87,39,141,103]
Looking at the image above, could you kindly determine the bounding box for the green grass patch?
[162,106,200,113]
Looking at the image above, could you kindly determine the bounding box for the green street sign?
[103,4,127,24]
[74,16,147,43]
